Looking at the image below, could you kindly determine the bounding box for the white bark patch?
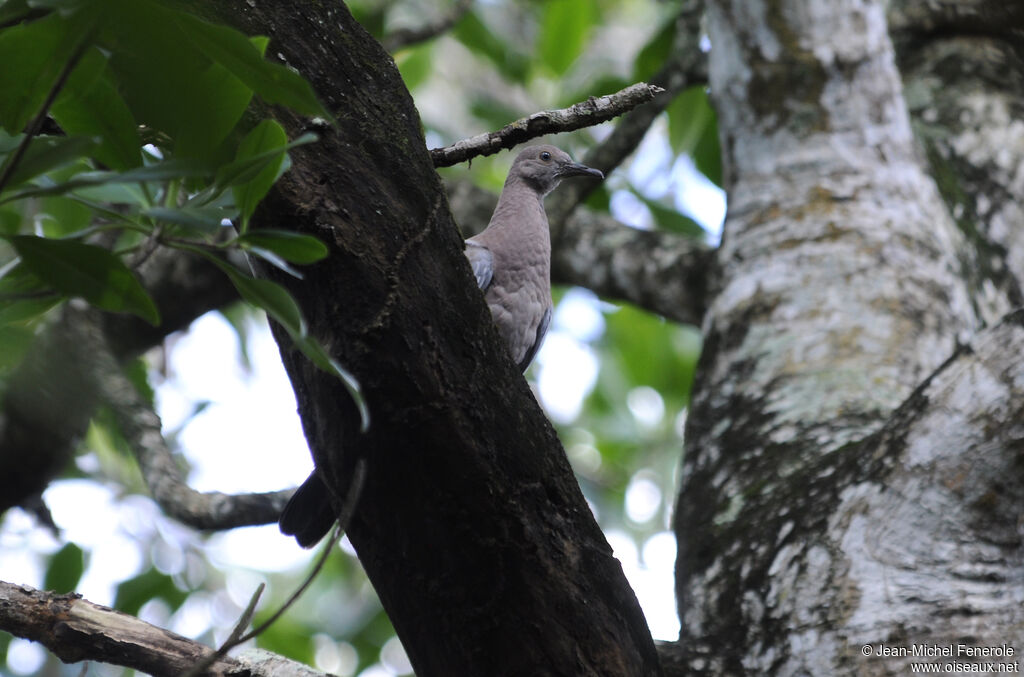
[825,320,1024,665]
[702,0,977,447]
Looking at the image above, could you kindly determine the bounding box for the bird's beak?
[559,162,604,180]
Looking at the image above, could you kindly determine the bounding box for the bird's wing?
[464,240,494,291]
[517,305,552,373]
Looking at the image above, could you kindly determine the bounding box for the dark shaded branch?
[656,640,688,677]
[0,246,241,517]
[381,0,472,53]
[555,206,711,326]
[0,580,332,677]
[887,0,1024,38]
[448,180,711,325]
[103,246,241,358]
[0,279,289,530]
[91,304,292,530]
[429,82,665,168]
[0,581,243,676]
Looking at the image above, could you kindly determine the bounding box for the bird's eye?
[540,151,551,161]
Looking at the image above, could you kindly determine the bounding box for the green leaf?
[0,294,61,327]
[183,246,304,336]
[538,0,598,76]
[0,206,21,235]
[667,87,712,155]
[452,11,528,82]
[395,43,433,91]
[72,181,148,206]
[292,334,370,432]
[229,273,304,335]
[9,235,160,324]
[237,230,328,264]
[667,86,722,185]
[631,189,705,239]
[0,265,62,325]
[173,56,254,162]
[114,568,188,617]
[692,118,722,187]
[2,135,96,187]
[0,11,73,134]
[171,9,329,118]
[122,356,155,407]
[215,132,315,191]
[36,195,94,237]
[600,304,701,399]
[231,119,288,223]
[0,157,211,204]
[245,245,303,278]
[0,325,35,374]
[44,542,86,593]
[143,206,232,234]
[51,46,141,170]
[97,0,251,162]
[633,19,676,82]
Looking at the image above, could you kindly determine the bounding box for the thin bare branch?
[547,0,708,222]
[179,459,366,677]
[430,82,665,168]
[237,458,365,643]
[381,0,473,52]
[74,304,294,530]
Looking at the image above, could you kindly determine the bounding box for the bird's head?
[509,144,604,195]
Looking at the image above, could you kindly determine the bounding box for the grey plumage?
[464,144,603,371]
[279,144,603,547]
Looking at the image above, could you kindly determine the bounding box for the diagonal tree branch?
[0,248,241,518]
[85,303,293,530]
[0,580,331,677]
[547,0,709,225]
[555,204,711,326]
[429,82,665,168]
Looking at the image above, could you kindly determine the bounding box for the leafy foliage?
[43,542,86,594]
[0,0,330,335]
[0,0,370,434]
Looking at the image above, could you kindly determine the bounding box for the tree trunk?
[201,2,662,675]
[674,0,1024,673]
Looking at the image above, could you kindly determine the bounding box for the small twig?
[236,458,366,644]
[430,82,665,168]
[223,583,265,647]
[0,289,60,302]
[176,459,367,677]
[128,224,164,270]
[176,584,266,677]
[0,33,92,193]
[382,0,473,52]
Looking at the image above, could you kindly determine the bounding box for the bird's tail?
[279,472,337,548]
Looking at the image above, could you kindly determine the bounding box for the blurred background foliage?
[0,0,719,675]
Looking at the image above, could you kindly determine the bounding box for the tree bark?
[0,581,332,677]
[202,2,662,675]
[673,0,1024,673]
